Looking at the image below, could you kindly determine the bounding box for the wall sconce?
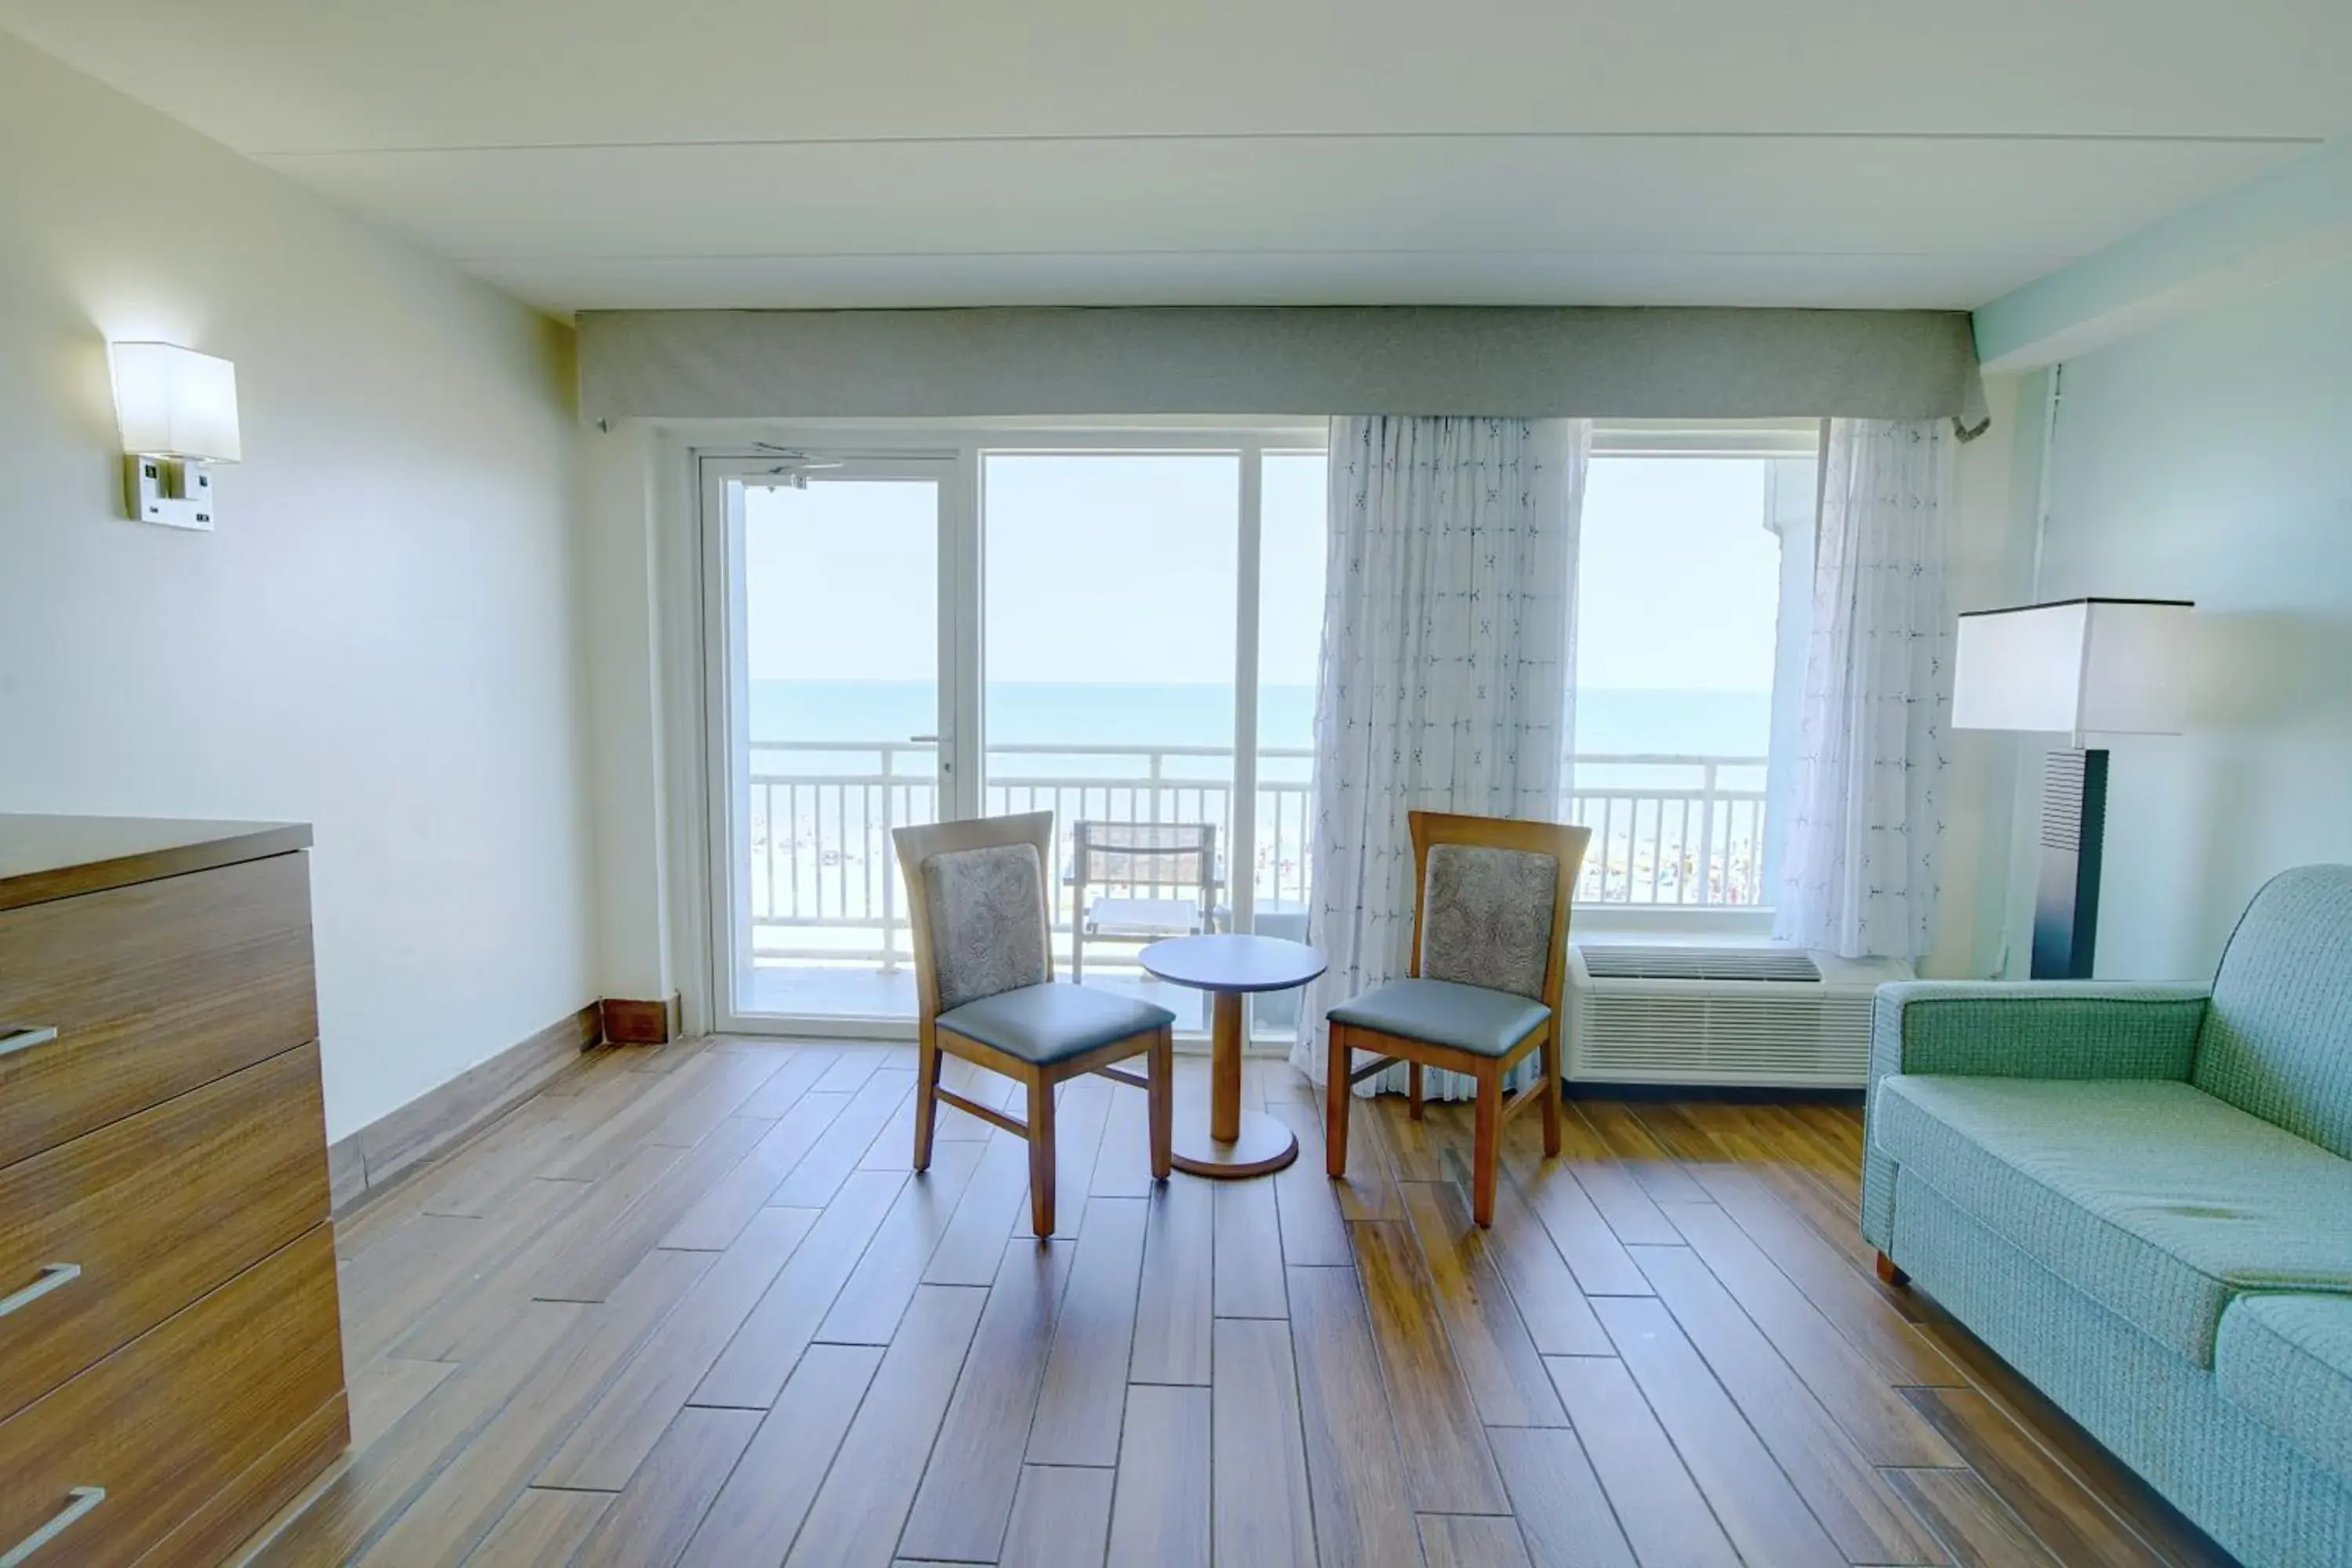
[108,341,241,530]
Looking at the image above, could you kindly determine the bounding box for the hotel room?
[2,5,2350,1564]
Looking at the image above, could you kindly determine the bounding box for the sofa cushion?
[1875,1074,2352,1366]
[2194,865,2352,1162]
[2216,1294,2352,1490]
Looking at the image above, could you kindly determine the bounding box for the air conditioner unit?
[1565,940,1911,1088]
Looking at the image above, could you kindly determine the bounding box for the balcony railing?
[746,741,1766,971]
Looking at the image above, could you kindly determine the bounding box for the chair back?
[1406,811,1593,1014]
[2194,864,2352,1159]
[891,811,1055,1019]
[1072,820,1218,903]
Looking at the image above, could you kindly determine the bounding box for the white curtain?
[1773,419,1956,959]
[1290,416,1591,1098]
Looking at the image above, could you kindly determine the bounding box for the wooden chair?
[893,811,1174,1236]
[1323,810,1592,1226]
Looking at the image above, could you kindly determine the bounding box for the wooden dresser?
[0,817,347,1568]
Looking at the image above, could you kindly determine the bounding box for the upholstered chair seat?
[937,985,1175,1065]
[1327,978,1552,1058]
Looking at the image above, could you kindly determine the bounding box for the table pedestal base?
[1138,944,1320,1181]
[1171,1108,1298,1179]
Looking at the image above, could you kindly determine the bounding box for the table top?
[1138,933,1327,994]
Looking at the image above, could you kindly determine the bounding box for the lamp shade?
[1952,597,2193,738]
[109,341,241,462]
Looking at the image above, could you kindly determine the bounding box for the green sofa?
[1866,866,2352,1568]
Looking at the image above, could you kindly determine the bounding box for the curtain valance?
[578,306,1988,430]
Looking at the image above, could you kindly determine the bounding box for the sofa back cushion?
[2194,866,2352,1160]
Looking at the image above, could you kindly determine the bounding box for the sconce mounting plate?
[125,456,216,531]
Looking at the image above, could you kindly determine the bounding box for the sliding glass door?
[703,431,1322,1036]
[703,454,967,1028]
[980,452,1240,1032]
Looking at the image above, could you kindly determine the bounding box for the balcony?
[741,739,1766,1025]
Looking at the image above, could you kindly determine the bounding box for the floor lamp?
[1952,597,2194,979]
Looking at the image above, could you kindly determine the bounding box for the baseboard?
[601,993,682,1045]
[327,1001,601,1214]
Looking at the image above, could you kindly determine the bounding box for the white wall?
[0,33,597,1140]
[2015,255,2352,978]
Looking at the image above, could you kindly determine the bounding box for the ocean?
[750,681,1770,761]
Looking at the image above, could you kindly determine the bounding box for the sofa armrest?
[1859,982,2209,1253]
[1871,982,2210,1086]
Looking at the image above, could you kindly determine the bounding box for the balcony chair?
[1067,819,1225,982]
[1323,810,1592,1226]
[894,811,1174,1236]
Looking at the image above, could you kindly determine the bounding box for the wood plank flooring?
[237,1036,2238,1567]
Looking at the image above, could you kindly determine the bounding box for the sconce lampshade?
[109,341,241,463]
[1952,597,2194,739]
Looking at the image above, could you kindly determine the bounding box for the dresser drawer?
[0,1226,343,1568]
[0,1043,330,1425]
[0,852,317,1168]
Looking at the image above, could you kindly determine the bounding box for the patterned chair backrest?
[919,842,1050,1011]
[1417,842,1563,1002]
[2193,864,2352,1160]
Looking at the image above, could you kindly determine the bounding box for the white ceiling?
[5,0,2347,314]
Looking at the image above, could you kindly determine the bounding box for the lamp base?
[125,456,216,531]
[2031,747,2107,979]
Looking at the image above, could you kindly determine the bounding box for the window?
[1570,437,1817,909]
[703,422,1812,1033]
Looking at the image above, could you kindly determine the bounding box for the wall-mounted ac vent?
[1578,946,1820,983]
[1566,943,1909,1088]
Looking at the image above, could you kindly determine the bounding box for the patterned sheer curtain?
[1773,419,1956,959]
[1290,416,1591,1098]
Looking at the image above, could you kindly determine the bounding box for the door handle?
[907,735,940,744]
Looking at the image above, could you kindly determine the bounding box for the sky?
[1575,456,1781,691]
[742,451,1781,694]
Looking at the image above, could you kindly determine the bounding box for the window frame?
[681,416,1819,1037]
[688,419,1322,1037]
[1570,421,1821,934]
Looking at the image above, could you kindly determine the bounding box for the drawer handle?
[0,1486,105,1568]
[0,1025,59,1061]
[0,1264,80,1319]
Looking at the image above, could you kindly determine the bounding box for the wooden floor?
[237,1036,2238,1568]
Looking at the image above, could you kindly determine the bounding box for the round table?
[1138,934,1327,1179]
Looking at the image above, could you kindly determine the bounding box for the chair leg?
[913,1029,943,1172]
[1147,1026,1174,1181]
[1537,1026,1563,1159]
[1028,1070,1058,1238]
[1472,1065,1502,1228]
[1325,1026,1352,1179]
[1876,1250,1910,1288]
[1407,1062,1424,1120]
